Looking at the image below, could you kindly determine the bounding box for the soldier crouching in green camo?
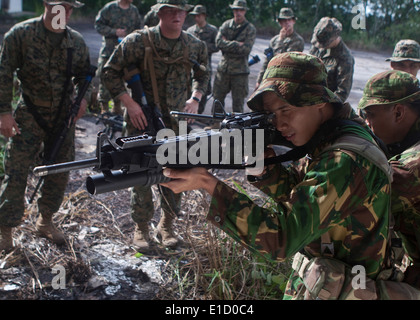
[161,52,393,300]
[0,0,92,251]
[102,0,209,252]
[358,70,420,290]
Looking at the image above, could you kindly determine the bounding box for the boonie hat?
[386,40,420,63]
[311,17,342,49]
[152,0,194,12]
[43,0,84,8]
[190,5,206,15]
[229,0,249,10]
[278,8,296,20]
[247,52,342,111]
[358,70,420,110]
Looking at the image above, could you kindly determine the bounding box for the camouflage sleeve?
[207,150,388,264]
[94,5,116,37]
[334,54,354,102]
[191,40,209,95]
[206,25,219,55]
[216,21,256,57]
[102,32,143,99]
[72,38,92,103]
[0,28,22,114]
[390,149,420,263]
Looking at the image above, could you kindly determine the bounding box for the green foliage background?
[19,0,420,50]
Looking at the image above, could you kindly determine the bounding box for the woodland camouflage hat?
[152,0,194,12]
[278,8,296,20]
[43,0,84,8]
[386,40,420,62]
[190,5,206,15]
[358,70,420,110]
[229,0,249,10]
[247,52,342,111]
[311,17,342,48]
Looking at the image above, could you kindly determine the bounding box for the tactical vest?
[290,134,420,300]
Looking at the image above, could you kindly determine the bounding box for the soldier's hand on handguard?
[0,113,21,138]
[184,94,201,123]
[161,167,218,196]
[119,93,148,131]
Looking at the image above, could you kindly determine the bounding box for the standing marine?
[256,7,304,87]
[0,0,92,251]
[94,0,142,115]
[102,0,209,252]
[309,17,354,103]
[186,5,218,114]
[212,0,256,113]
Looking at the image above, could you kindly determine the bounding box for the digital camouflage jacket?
[215,18,256,75]
[94,1,142,59]
[207,105,391,300]
[257,31,305,84]
[309,40,355,103]
[102,25,209,128]
[0,16,91,114]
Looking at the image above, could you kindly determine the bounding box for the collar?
[387,117,420,158]
[35,15,75,49]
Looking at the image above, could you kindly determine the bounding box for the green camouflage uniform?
[358,70,420,290]
[257,8,304,84]
[208,52,391,300]
[0,16,91,227]
[309,17,354,103]
[95,1,142,105]
[144,9,159,27]
[187,6,218,113]
[213,1,256,113]
[102,25,209,224]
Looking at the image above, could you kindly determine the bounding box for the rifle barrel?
[33,158,99,177]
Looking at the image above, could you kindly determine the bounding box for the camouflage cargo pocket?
[292,252,378,300]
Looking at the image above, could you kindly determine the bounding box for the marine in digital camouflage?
[213,0,256,113]
[309,17,354,103]
[0,15,91,226]
[95,1,142,105]
[256,8,304,84]
[207,53,391,300]
[102,20,209,223]
[187,5,218,113]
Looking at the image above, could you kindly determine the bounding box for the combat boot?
[156,212,178,249]
[133,222,151,252]
[35,214,65,245]
[0,226,13,252]
[111,101,124,116]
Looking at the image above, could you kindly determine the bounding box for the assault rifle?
[95,112,124,139]
[33,110,290,195]
[29,65,97,203]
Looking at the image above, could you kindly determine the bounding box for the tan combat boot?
[157,212,178,249]
[35,214,66,245]
[0,226,13,252]
[111,101,124,116]
[133,222,151,252]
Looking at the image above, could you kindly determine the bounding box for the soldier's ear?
[393,104,406,123]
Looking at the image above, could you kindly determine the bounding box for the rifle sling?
[23,48,73,135]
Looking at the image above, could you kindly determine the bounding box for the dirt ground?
[0,18,396,301]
